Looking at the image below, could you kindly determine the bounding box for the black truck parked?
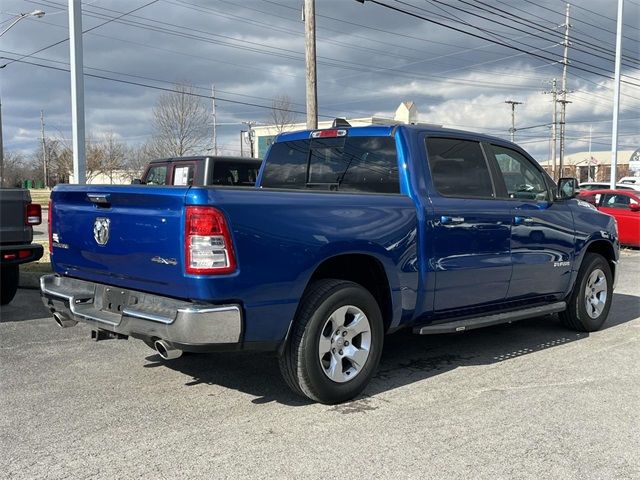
[136,156,262,186]
[0,188,43,305]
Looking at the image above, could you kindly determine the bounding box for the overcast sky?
[1,0,639,161]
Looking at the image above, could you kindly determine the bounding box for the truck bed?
[50,184,418,343]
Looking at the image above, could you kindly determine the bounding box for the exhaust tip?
[154,339,182,360]
[53,312,77,328]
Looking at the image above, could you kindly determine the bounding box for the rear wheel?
[279,279,384,404]
[560,253,612,332]
[0,265,19,306]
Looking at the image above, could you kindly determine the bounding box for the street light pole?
[68,0,86,184]
[0,10,45,37]
[0,10,46,187]
[610,0,624,189]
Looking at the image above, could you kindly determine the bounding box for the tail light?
[185,206,236,274]
[48,199,53,254]
[25,203,42,225]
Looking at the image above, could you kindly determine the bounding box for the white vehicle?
[579,181,640,192]
[619,176,640,185]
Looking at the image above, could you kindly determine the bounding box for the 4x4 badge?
[93,217,110,246]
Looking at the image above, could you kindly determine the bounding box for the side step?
[413,302,566,335]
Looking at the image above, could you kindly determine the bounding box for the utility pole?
[303,0,318,129]
[610,0,624,189]
[0,99,4,187]
[240,130,246,156]
[69,0,86,184]
[505,100,523,142]
[242,121,256,157]
[40,110,48,188]
[543,79,558,180]
[559,3,571,178]
[211,84,218,156]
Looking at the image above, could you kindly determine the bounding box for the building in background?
[68,169,137,185]
[251,101,433,158]
[538,149,639,182]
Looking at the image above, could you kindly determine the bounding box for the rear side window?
[212,161,259,186]
[173,164,195,186]
[425,137,494,198]
[261,136,399,194]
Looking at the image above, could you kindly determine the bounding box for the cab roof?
[275,124,516,148]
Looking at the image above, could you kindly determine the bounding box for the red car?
[579,189,640,247]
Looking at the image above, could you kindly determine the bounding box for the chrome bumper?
[40,274,242,346]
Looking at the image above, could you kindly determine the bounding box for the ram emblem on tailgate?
[93,217,110,246]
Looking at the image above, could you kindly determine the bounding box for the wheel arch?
[570,238,618,294]
[279,252,398,355]
[584,239,617,277]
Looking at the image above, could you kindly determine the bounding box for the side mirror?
[557,177,578,200]
[131,178,142,185]
[630,204,640,212]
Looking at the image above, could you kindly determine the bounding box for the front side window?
[145,165,167,185]
[490,145,549,201]
[601,193,637,209]
[261,136,399,194]
[425,137,494,198]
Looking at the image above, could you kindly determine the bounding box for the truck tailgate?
[51,185,190,293]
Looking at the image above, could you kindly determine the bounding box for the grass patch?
[32,239,51,264]
[29,189,52,206]
[21,261,52,274]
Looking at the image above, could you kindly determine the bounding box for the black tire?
[560,253,613,332]
[279,279,384,404]
[0,265,19,306]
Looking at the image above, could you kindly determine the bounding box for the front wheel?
[560,253,613,332]
[279,279,384,404]
[0,266,19,306]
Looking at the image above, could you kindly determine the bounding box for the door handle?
[514,216,534,225]
[441,215,465,225]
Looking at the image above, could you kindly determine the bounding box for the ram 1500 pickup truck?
[41,125,619,404]
[1,188,43,305]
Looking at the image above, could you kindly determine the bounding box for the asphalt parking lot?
[1,251,639,479]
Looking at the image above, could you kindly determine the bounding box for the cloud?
[1,0,638,162]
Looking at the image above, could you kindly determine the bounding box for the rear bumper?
[40,274,242,348]
[0,243,43,266]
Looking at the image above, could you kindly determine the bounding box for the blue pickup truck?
[41,124,619,404]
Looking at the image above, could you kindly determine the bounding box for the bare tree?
[269,94,298,133]
[151,82,209,157]
[2,151,28,187]
[126,142,156,179]
[101,132,126,184]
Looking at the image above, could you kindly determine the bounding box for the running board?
[413,302,566,335]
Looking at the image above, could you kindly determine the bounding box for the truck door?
[486,144,574,300]
[425,137,513,312]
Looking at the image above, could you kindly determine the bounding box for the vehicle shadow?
[0,287,49,323]
[150,292,640,407]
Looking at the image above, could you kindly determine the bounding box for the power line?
[0,54,343,118]
[398,0,640,80]
[0,0,160,69]
[362,0,640,88]
[456,0,640,67]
